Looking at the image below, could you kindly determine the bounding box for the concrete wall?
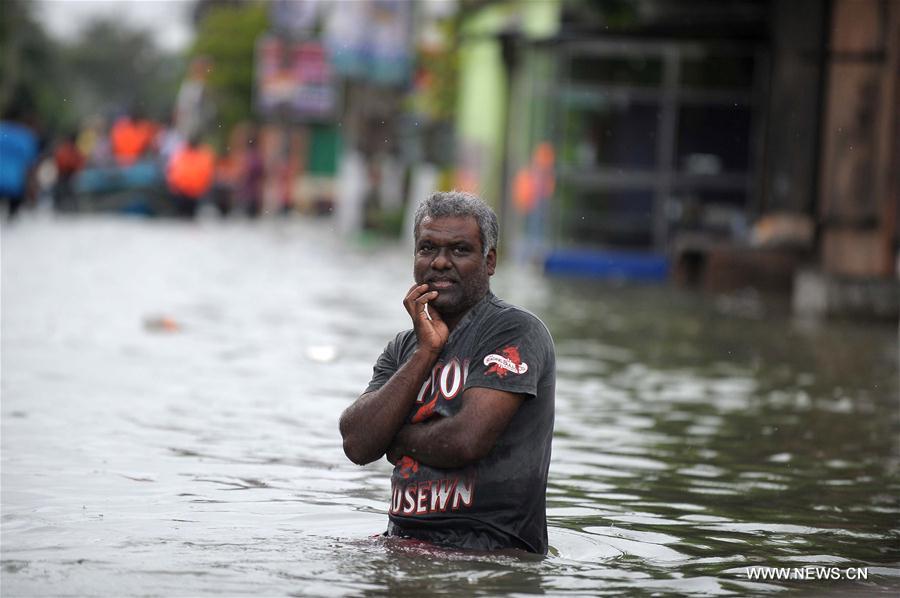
[455,7,507,204]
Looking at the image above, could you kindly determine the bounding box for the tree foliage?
[0,0,68,129]
[61,21,182,123]
[0,0,180,134]
[190,1,269,145]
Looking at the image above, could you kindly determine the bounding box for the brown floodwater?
[2,215,898,596]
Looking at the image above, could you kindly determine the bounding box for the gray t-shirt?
[364,292,556,553]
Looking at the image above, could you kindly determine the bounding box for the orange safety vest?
[111,118,156,165]
[166,145,216,199]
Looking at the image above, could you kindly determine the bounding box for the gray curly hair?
[413,191,499,256]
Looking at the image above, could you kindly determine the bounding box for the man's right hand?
[403,283,448,356]
[340,285,446,466]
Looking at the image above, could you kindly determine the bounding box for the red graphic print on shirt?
[484,345,528,378]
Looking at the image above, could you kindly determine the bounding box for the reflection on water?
[2,216,898,596]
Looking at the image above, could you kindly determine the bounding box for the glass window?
[568,55,663,86]
[562,101,660,169]
[676,105,752,173]
[559,188,655,248]
[667,190,750,238]
[680,54,756,89]
[545,41,763,250]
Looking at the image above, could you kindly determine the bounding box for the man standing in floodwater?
[339,191,556,554]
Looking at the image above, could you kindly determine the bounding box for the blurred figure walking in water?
[53,133,85,211]
[165,135,215,219]
[0,107,40,220]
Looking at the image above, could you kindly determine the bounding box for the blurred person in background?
[211,144,239,217]
[208,122,250,218]
[156,117,185,167]
[77,115,111,166]
[0,107,40,220]
[33,154,58,212]
[236,127,264,218]
[339,191,556,554]
[111,108,157,166]
[174,56,215,140]
[165,133,215,219]
[53,133,85,211]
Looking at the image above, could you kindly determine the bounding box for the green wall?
[455,0,560,209]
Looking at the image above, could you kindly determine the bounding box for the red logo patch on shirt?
[398,456,419,479]
[484,345,528,377]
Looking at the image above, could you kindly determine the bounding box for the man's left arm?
[387,387,524,469]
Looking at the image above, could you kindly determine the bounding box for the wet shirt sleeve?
[464,310,551,399]
[363,332,407,394]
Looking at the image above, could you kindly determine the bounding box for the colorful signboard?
[255,36,337,122]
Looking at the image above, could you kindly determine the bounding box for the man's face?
[414,215,496,317]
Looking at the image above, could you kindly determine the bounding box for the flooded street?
[2,215,898,596]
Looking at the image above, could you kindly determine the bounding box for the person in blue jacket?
[0,107,40,220]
